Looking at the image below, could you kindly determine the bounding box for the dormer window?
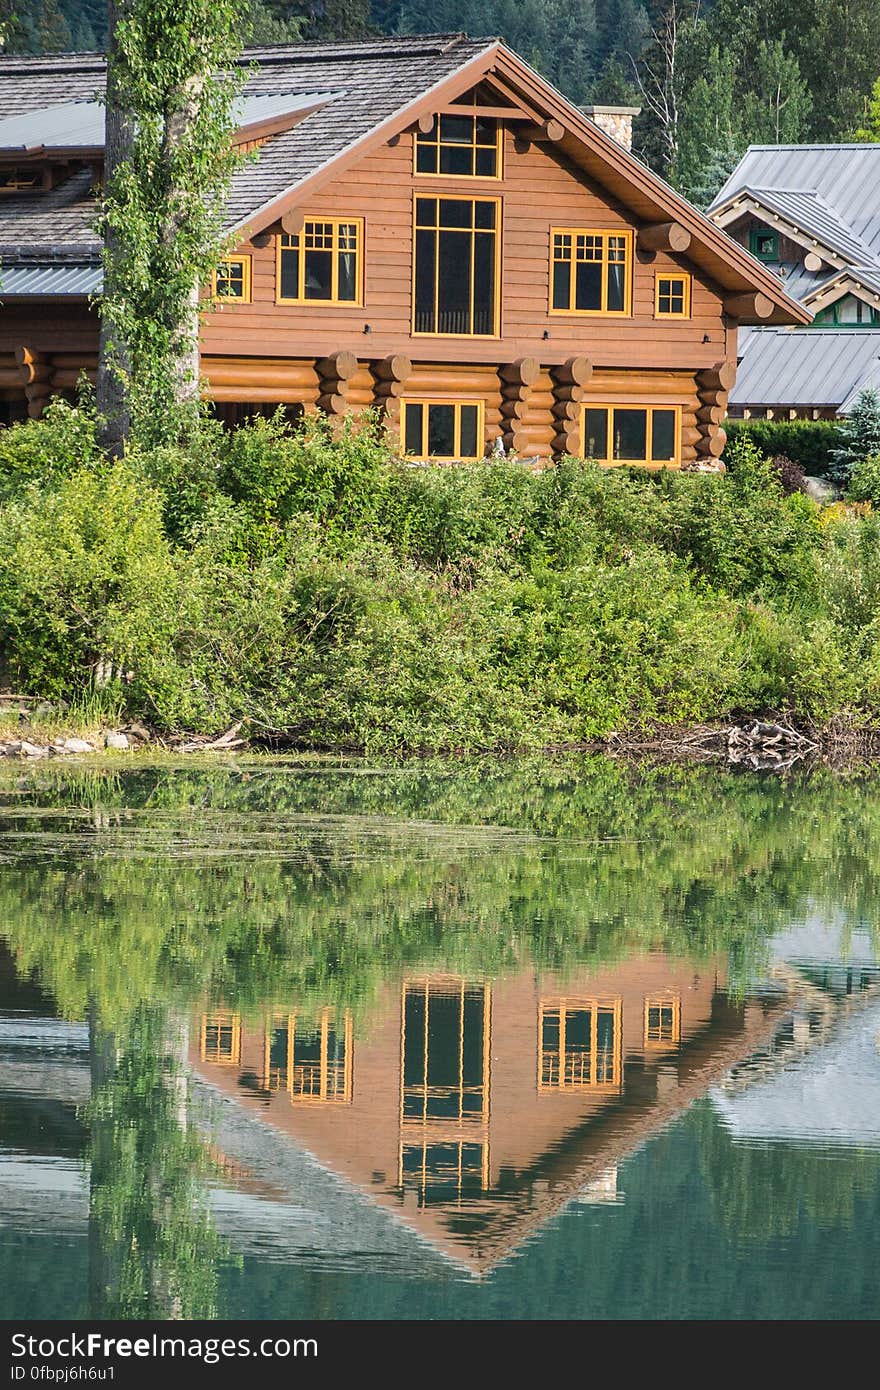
[750,228,779,262]
[415,114,501,178]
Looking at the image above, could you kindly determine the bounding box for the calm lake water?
[0,757,878,1321]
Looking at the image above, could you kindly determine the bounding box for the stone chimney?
[580,105,641,152]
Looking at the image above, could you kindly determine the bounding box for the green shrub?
[846,451,880,506]
[724,417,838,475]
[0,399,101,501]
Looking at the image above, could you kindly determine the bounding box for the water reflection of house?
[192,953,793,1274]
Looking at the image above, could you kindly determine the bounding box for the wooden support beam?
[520,119,565,143]
[724,292,774,321]
[373,353,412,383]
[280,209,304,235]
[437,105,531,121]
[697,361,737,393]
[637,221,691,254]
[417,112,435,134]
[499,357,540,386]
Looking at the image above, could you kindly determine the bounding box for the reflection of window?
[551,228,632,315]
[749,227,778,262]
[264,1008,352,1103]
[581,403,680,468]
[539,999,621,1090]
[201,1012,241,1065]
[402,979,490,1122]
[402,399,484,461]
[413,196,499,336]
[400,1139,489,1207]
[644,997,681,1047]
[212,255,251,302]
[276,218,362,304]
[655,273,691,318]
[415,114,500,178]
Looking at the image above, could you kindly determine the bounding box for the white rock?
[20,741,48,758]
[803,475,838,503]
[104,731,130,750]
[62,738,94,753]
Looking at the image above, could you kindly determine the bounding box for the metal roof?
[0,262,101,296]
[731,327,880,410]
[745,186,874,265]
[710,145,880,260]
[0,91,342,153]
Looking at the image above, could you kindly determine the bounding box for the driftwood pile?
[605,719,821,770]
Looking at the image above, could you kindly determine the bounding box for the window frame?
[400,978,491,1126]
[549,226,633,318]
[654,271,691,319]
[413,112,503,180]
[411,192,502,339]
[263,1007,353,1104]
[749,227,779,263]
[580,402,682,469]
[538,997,623,1092]
[275,216,364,306]
[200,1011,241,1066]
[211,253,252,304]
[401,397,485,462]
[644,996,682,1049]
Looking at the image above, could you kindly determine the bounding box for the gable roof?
[0,36,808,325]
[711,185,875,268]
[731,327,880,411]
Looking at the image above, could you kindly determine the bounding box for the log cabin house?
[0,34,809,466]
[191,951,796,1275]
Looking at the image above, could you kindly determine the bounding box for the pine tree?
[675,45,741,205]
[37,0,71,51]
[828,388,880,486]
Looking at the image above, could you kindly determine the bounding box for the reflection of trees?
[88,1004,224,1319]
[694,1100,880,1242]
[1,757,879,1029]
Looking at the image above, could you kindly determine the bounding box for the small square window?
[212,255,251,302]
[750,228,779,262]
[655,273,691,317]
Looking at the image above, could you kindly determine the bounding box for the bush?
[828,388,880,487]
[724,417,838,476]
[770,454,806,495]
[2,405,880,745]
[846,452,880,506]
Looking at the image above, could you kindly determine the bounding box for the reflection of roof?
[710,145,880,260]
[711,995,880,1149]
[730,327,880,411]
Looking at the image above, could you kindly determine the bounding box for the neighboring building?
[708,144,880,419]
[0,35,805,464]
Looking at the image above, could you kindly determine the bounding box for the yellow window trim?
[399,978,491,1127]
[398,1135,490,1202]
[413,112,503,180]
[580,402,682,469]
[275,215,364,306]
[200,1011,241,1066]
[401,397,486,462]
[211,254,252,304]
[411,191,502,339]
[538,997,623,1092]
[644,996,682,1048]
[263,1007,353,1104]
[549,226,633,318]
[654,270,691,318]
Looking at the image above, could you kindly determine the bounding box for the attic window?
[0,167,42,193]
[415,114,500,178]
[750,228,779,263]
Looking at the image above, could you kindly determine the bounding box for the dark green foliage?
[1,404,879,746]
[724,418,839,476]
[828,388,880,487]
[847,452,880,505]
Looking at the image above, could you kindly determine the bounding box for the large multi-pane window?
[413,195,499,336]
[277,218,361,304]
[264,1008,352,1103]
[551,228,632,315]
[401,980,490,1122]
[415,114,501,178]
[539,999,622,1090]
[581,404,680,468]
[399,1139,488,1208]
[402,399,483,461]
